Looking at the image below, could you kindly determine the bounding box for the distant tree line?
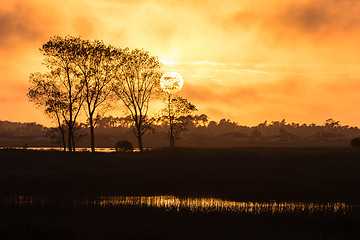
[92,116,359,140]
[1,117,360,149]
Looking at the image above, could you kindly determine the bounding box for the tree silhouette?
[161,95,197,148]
[193,114,209,127]
[113,48,162,152]
[250,128,263,138]
[324,118,341,129]
[28,73,67,151]
[73,38,116,152]
[29,36,86,151]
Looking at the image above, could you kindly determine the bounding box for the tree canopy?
[113,48,162,151]
[161,95,197,148]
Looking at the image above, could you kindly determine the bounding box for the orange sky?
[1,0,360,127]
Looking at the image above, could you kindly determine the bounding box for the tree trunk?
[89,115,95,153]
[169,125,174,148]
[169,115,175,148]
[71,131,76,152]
[136,125,143,152]
[137,134,143,152]
[168,94,174,148]
[68,123,73,152]
[55,116,66,151]
[60,128,66,151]
[170,136,174,148]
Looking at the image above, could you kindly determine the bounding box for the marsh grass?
[1,202,360,240]
[1,147,360,202]
[1,147,360,239]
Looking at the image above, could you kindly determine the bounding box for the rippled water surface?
[2,195,353,214]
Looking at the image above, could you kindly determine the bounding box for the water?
[2,195,353,215]
[2,195,359,239]
[27,147,116,152]
[0,147,148,152]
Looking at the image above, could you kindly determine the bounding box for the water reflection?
[2,195,352,214]
[1,147,116,152]
[75,196,351,214]
[0,147,148,152]
[3,195,45,206]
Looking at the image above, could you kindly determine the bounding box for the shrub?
[114,140,134,152]
[350,137,360,148]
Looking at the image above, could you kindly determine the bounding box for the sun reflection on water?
[73,196,351,214]
[2,195,352,214]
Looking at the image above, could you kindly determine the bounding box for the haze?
[1,0,360,126]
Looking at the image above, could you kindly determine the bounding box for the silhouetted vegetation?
[1,142,360,239]
[112,48,162,152]
[160,95,197,148]
[1,200,359,240]
[28,36,162,153]
[114,140,134,152]
[26,36,360,153]
[28,36,88,152]
[351,137,360,147]
[1,117,359,149]
[1,148,360,202]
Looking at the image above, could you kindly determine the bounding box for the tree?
[29,36,86,152]
[193,114,209,127]
[324,118,341,128]
[161,95,197,148]
[350,137,360,147]
[28,72,67,151]
[257,120,267,128]
[250,128,263,138]
[74,39,117,152]
[113,48,162,152]
[44,126,66,150]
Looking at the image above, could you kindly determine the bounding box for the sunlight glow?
[160,59,178,65]
[4,195,353,215]
[160,72,184,94]
[73,196,352,214]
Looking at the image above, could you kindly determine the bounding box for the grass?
[0,147,360,202]
[1,203,360,240]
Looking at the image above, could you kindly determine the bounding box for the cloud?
[0,1,59,49]
[177,62,360,126]
[1,0,360,126]
[211,0,360,64]
[277,0,360,34]
[224,0,360,36]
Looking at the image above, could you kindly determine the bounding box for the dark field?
[1,148,360,239]
[1,147,360,202]
[2,203,360,240]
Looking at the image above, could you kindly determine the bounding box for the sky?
[1,0,360,127]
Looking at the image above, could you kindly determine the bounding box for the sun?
[160,72,184,94]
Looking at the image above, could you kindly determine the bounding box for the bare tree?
[113,48,162,152]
